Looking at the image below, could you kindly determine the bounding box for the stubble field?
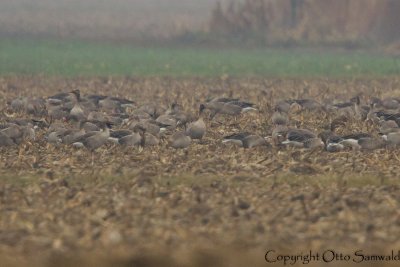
[2,76,400,266]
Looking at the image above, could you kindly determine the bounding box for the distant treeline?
[206,0,400,46]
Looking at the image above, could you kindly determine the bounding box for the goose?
[325,136,345,152]
[156,114,177,130]
[118,126,145,147]
[374,111,400,126]
[143,132,160,146]
[271,125,289,145]
[47,131,64,145]
[47,91,76,104]
[165,102,184,115]
[74,123,111,164]
[9,98,27,113]
[271,108,288,125]
[130,109,152,120]
[281,128,323,148]
[168,106,191,126]
[222,132,269,148]
[47,104,70,120]
[338,133,374,150]
[108,96,135,109]
[222,132,250,146]
[87,111,107,122]
[207,97,239,103]
[0,124,35,144]
[357,137,386,150]
[129,120,163,136]
[378,119,399,135]
[227,100,257,112]
[0,132,16,147]
[137,104,158,118]
[291,99,322,111]
[170,131,191,149]
[329,96,362,119]
[26,97,46,116]
[80,121,101,132]
[200,99,256,119]
[274,100,292,113]
[318,130,344,152]
[108,129,133,144]
[69,90,86,121]
[372,97,400,110]
[186,116,206,140]
[382,132,400,146]
[62,129,87,145]
[98,96,134,112]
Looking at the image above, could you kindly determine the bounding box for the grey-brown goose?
[143,132,159,146]
[62,129,86,145]
[69,90,87,121]
[47,131,64,145]
[75,122,109,147]
[186,116,206,140]
[156,114,177,130]
[0,132,16,146]
[0,124,35,144]
[382,132,400,146]
[371,97,400,110]
[207,97,239,103]
[222,132,269,148]
[26,97,47,116]
[282,128,323,148]
[129,120,163,136]
[87,111,107,122]
[339,133,375,150]
[200,100,256,119]
[274,100,291,113]
[118,126,145,147]
[98,96,135,112]
[318,130,344,152]
[76,123,111,164]
[80,121,101,132]
[129,124,160,147]
[271,125,289,145]
[9,97,27,113]
[271,108,288,125]
[379,119,399,135]
[108,129,133,144]
[357,137,386,150]
[292,99,322,111]
[170,131,191,149]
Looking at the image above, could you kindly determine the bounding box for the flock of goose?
[2,89,400,160]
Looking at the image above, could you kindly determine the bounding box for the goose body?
[0,132,16,146]
[82,127,110,151]
[200,99,256,119]
[282,128,322,148]
[119,132,142,146]
[170,131,191,149]
[186,117,206,140]
[271,110,288,125]
[223,132,268,148]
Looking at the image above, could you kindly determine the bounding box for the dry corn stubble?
[1,76,400,267]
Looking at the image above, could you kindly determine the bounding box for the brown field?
[2,76,400,266]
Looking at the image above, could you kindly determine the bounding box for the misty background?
[1,0,399,49]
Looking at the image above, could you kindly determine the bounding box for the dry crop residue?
[1,76,400,267]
